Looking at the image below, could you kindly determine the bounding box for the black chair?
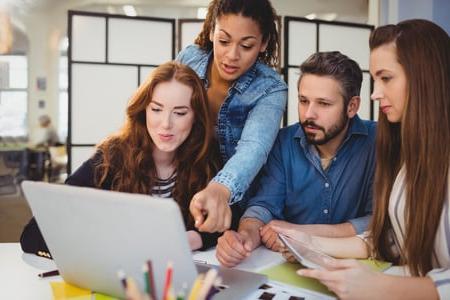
[0,150,27,196]
[26,149,50,181]
[3,150,28,183]
[0,174,18,196]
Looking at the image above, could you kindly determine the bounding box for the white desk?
[193,245,285,271]
[0,243,56,299]
[0,243,333,300]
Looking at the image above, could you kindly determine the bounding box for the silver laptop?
[22,181,266,299]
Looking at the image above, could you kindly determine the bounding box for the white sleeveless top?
[388,165,450,299]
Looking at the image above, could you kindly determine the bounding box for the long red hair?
[94,62,221,226]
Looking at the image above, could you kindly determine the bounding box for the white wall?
[23,8,66,142]
[15,2,201,143]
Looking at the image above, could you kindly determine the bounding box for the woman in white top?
[272,19,450,299]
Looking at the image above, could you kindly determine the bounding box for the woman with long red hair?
[21,61,222,256]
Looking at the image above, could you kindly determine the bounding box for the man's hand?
[280,246,298,263]
[215,230,253,267]
[190,182,232,232]
[260,220,297,251]
[216,218,263,267]
[260,224,282,251]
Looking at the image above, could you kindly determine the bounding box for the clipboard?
[278,233,336,269]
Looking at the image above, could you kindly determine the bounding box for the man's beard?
[301,112,349,145]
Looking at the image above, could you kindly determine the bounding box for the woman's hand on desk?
[190,182,232,233]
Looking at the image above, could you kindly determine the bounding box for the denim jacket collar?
[195,50,212,82]
[294,114,368,151]
[195,49,258,94]
[232,64,257,94]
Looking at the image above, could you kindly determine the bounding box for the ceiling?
[0,0,369,53]
[3,0,369,22]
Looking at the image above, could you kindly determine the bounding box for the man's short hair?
[298,51,362,106]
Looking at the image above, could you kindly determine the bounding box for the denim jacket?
[177,45,287,203]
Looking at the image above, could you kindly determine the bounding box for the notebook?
[22,181,267,299]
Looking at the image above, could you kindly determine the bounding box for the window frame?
[0,52,28,138]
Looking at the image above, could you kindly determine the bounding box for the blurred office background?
[0,0,448,242]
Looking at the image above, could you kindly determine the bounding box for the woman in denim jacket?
[177,0,287,233]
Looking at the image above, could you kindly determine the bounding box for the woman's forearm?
[377,274,439,300]
[312,235,370,259]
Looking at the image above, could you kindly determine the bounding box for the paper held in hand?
[278,233,336,269]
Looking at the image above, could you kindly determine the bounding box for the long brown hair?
[94,62,221,226]
[194,0,279,67]
[369,19,450,276]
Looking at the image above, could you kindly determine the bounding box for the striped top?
[389,165,450,299]
[151,173,176,198]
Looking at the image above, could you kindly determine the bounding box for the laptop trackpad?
[195,263,267,300]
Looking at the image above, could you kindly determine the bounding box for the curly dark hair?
[194,0,279,67]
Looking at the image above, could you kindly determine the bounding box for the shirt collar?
[197,50,213,82]
[198,49,258,94]
[294,114,368,149]
[232,63,257,94]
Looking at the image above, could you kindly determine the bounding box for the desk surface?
[0,243,56,299]
[1,243,334,300]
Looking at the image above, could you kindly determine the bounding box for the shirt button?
[323,209,329,214]
[324,182,330,188]
[333,157,337,161]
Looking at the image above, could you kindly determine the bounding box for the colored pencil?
[187,274,204,300]
[38,269,59,278]
[146,260,157,300]
[176,290,185,300]
[162,262,173,300]
[176,282,188,300]
[205,286,219,300]
[142,264,150,296]
[117,270,128,289]
[126,277,143,300]
[196,269,218,300]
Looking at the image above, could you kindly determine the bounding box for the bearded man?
[216,51,376,267]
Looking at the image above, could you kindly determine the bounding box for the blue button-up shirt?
[243,115,376,234]
[177,45,287,203]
